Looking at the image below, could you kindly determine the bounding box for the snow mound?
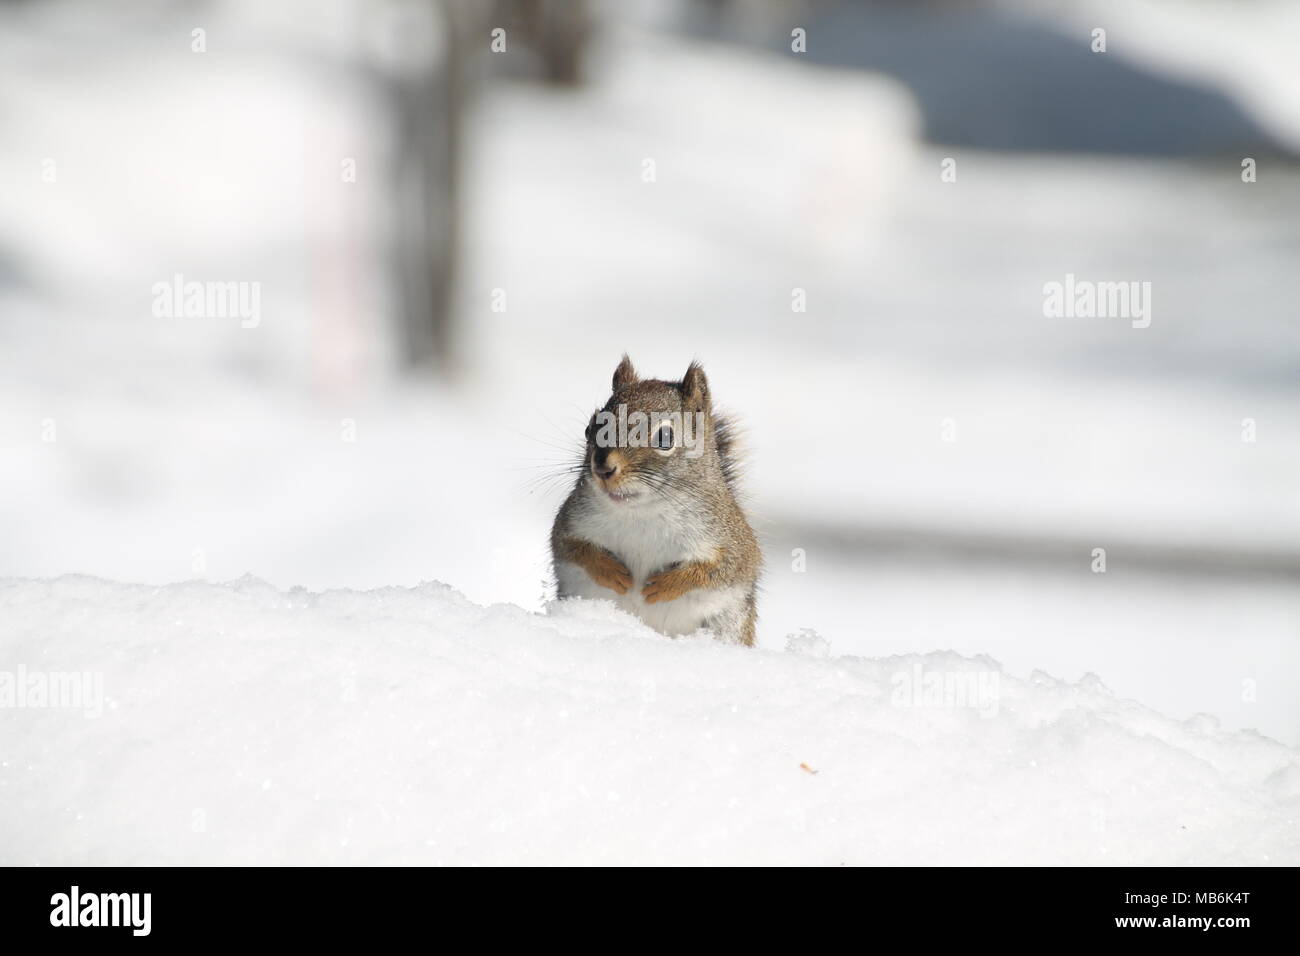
[1,576,1296,865]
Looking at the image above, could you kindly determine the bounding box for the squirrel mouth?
[604,487,640,504]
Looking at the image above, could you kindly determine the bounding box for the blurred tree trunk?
[386,0,590,373]
[524,0,591,86]
[388,0,468,373]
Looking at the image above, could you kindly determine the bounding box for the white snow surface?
[2,575,1297,866]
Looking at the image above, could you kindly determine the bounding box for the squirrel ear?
[681,361,710,409]
[612,354,639,390]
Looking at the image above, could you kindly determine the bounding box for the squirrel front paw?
[642,563,707,604]
[585,552,633,595]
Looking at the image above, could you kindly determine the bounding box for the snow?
[2,575,1297,865]
[1038,0,1300,152]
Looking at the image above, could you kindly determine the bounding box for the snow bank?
[2,576,1296,865]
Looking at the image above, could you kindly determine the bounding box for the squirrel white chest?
[575,498,707,579]
[557,494,739,637]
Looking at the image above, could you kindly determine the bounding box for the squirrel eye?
[652,424,674,450]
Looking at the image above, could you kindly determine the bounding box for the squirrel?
[550,355,761,645]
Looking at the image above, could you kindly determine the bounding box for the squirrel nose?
[594,449,622,482]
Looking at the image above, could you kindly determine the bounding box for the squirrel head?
[583,355,718,505]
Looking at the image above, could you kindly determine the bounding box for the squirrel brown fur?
[550,356,761,645]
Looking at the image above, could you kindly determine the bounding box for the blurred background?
[1,0,1297,742]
